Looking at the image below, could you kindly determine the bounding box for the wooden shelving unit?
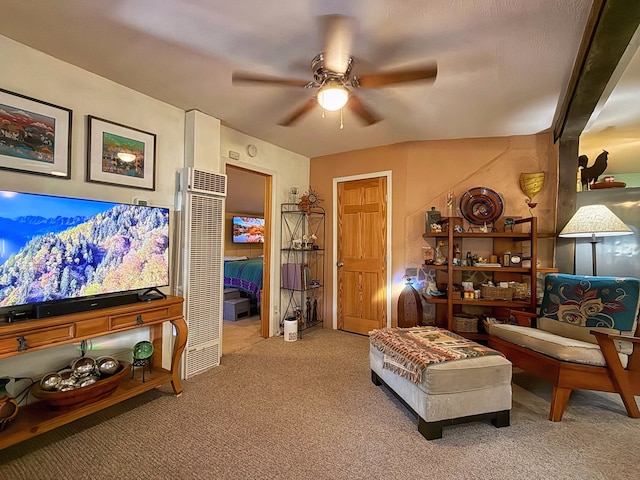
[422,217,539,338]
[0,296,186,450]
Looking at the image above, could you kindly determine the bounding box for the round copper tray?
[459,187,504,224]
[590,181,626,189]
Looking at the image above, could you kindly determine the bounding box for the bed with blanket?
[223,256,263,305]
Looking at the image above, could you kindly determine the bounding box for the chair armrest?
[590,330,640,343]
[509,310,537,327]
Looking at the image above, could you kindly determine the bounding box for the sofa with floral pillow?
[488,273,640,421]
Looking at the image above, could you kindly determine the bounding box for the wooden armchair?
[591,330,640,418]
[488,273,640,421]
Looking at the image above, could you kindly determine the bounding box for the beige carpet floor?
[222,314,264,355]
[1,328,639,479]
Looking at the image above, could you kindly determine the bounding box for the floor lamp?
[558,204,633,276]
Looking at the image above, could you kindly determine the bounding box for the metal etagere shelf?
[280,204,325,336]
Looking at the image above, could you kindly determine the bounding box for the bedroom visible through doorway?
[223,164,272,353]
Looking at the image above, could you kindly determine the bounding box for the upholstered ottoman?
[370,327,512,440]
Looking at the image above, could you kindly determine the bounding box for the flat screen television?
[232,215,264,244]
[0,190,170,317]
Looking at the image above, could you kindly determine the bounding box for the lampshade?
[317,85,349,111]
[558,205,633,238]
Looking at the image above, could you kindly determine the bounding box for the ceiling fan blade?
[356,64,438,88]
[321,14,354,73]
[278,97,318,126]
[347,95,380,126]
[232,72,311,88]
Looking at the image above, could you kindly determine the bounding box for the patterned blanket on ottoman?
[369,326,502,384]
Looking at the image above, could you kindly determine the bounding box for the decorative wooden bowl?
[32,362,131,409]
[0,395,19,431]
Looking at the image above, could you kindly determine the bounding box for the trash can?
[284,318,298,342]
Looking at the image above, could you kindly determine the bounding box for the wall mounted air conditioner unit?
[176,167,227,379]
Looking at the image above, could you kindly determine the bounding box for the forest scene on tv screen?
[0,191,169,309]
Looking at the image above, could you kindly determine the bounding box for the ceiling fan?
[232,15,438,127]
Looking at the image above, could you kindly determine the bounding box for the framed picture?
[87,115,156,190]
[0,88,72,178]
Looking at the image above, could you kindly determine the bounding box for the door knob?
[336,261,344,267]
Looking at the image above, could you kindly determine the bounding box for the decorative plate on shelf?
[459,187,504,225]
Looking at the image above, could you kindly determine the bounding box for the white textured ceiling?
[0,1,596,159]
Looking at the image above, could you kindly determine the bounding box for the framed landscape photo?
[87,115,156,190]
[0,88,72,178]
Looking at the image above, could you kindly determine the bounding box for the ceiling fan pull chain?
[322,107,326,119]
[340,108,344,130]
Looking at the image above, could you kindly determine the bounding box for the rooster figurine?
[579,150,608,189]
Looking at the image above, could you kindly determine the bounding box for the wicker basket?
[453,314,478,333]
[481,285,515,301]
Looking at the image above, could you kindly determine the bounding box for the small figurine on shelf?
[466,251,473,266]
[434,240,447,265]
[292,238,303,250]
[504,217,515,232]
[446,189,454,217]
[453,244,462,266]
[430,222,442,233]
[312,299,318,323]
[426,281,445,297]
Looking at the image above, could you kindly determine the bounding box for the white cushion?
[489,324,629,367]
[537,317,633,355]
[369,345,512,395]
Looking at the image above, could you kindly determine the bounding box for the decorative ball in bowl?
[96,356,120,376]
[40,372,62,391]
[32,362,131,409]
[71,356,97,377]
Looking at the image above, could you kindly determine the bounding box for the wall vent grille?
[185,167,227,196]
[180,168,226,379]
[184,342,220,378]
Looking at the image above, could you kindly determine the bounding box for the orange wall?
[311,132,558,327]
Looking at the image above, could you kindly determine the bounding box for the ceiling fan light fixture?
[317,84,349,111]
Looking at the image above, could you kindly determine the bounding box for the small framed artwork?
[87,115,156,190]
[0,88,72,178]
[422,246,434,264]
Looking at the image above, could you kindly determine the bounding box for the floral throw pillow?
[539,274,640,333]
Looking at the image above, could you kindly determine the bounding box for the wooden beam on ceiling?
[554,0,640,141]
[553,0,640,274]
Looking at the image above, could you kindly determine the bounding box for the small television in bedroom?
[0,190,170,319]
[232,215,265,244]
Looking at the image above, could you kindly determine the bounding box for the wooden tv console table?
[0,295,187,450]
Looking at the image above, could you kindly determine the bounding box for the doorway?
[333,173,390,335]
[223,164,272,353]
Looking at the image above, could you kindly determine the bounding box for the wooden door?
[337,177,387,335]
